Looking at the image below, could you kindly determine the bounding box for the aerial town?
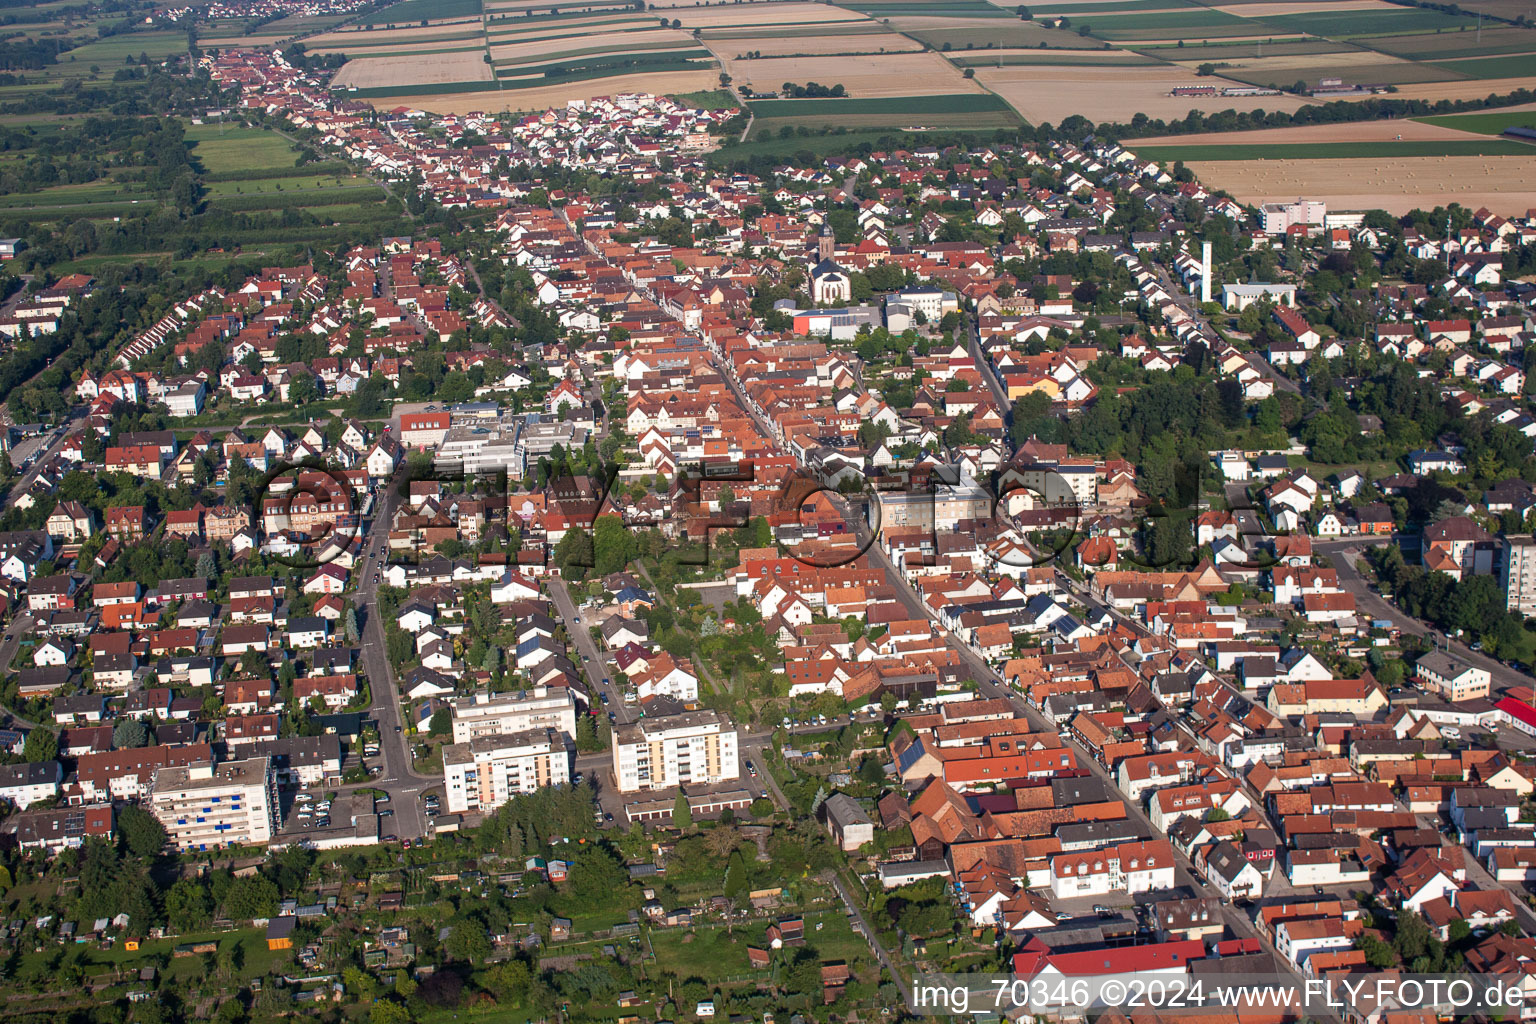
[0,1,1534,1024]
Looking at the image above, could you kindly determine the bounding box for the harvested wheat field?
[371,68,722,112]
[662,3,867,28]
[490,28,692,61]
[725,51,980,97]
[1135,118,1495,146]
[976,65,1308,122]
[706,31,920,56]
[332,51,495,89]
[1190,155,1536,215]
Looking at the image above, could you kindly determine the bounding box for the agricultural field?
[332,51,496,91]
[1181,152,1536,214]
[881,15,1089,49]
[721,51,981,99]
[1415,106,1536,135]
[949,46,1166,65]
[974,63,1308,121]
[1202,50,1468,88]
[1429,53,1536,78]
[359,0,485,25]
[748,92,1021,134]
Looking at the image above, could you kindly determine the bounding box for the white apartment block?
[148,756,277,852]
[612,710,740,793]
[1505,535,1536,617]
[443,728,570,814]
[449,686,578,745]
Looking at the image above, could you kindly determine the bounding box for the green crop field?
[1365,27,1536,59]
[1415,110,1536,135]
[496,51,715,81]
[1429,53,1536,78]
[836,1,1009,15]
[1257,9,1475,36]
[54,31,189,64]
[1134,139,1536,161]
[1032,0,1198,13]
[902,22,1091,49]
[1219,59,1466,88]
[749,93,1014,116]
[494,40,699,66]
[950,50,1166,65]
[665,124,955,167]
[1137,39,1361,59]
[360,0,484,25]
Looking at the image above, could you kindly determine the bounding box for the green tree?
[370,1001,413,1024]
[165,877,213,932]
[428,708,451,737]
[593,513,632,576]
[22,727,57,763]
[117,805,166,858]
[113,718,149,749]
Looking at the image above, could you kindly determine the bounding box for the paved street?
[547,576,633,725]
[352,468,432,841]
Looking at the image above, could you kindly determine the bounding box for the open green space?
[1415,109,1536,134]
[673,89,742,110]
[1428,53,1536,77]
[360,0,485,25]
[1134,138,1536,161]
[184,124,303,175]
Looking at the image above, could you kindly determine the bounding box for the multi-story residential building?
[148,756,277,852]
[0,761,62,807]
[449,686,578,745]
[611,710,740,793]
[442,728,569,814]
[1415,650,1491,702]
[1504,535,1536,616]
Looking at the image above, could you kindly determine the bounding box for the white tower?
[1200,241,1212,305]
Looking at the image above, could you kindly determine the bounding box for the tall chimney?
[1200,241,1212,305]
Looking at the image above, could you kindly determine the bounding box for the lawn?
[184,124,302,175]
[1134,138,1536,160]
[1429,53,1536,78]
